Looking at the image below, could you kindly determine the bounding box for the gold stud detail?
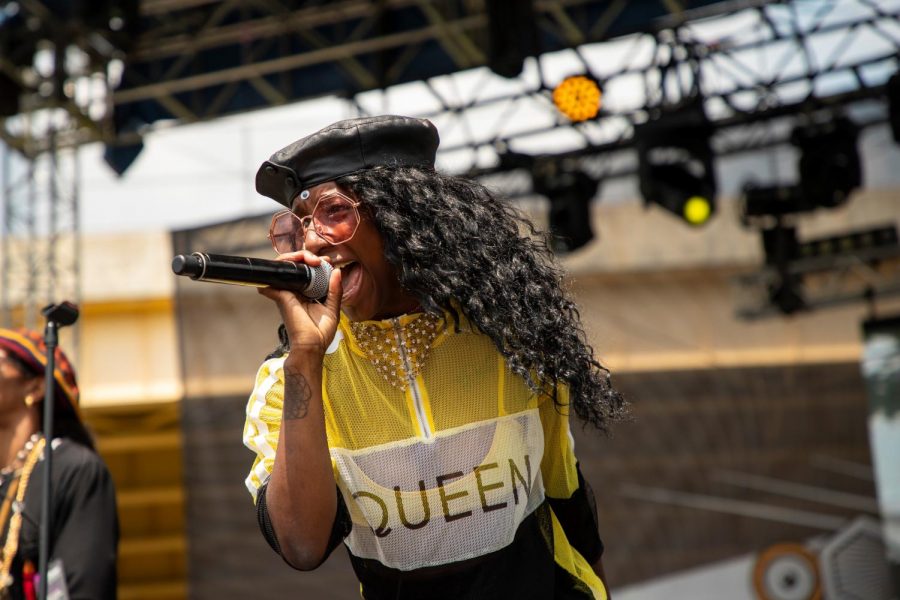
[350,312,443,391]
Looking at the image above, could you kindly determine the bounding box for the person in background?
[0,328,118,600]
[243,115,626,599]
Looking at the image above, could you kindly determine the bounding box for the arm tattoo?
[283,371,312,420]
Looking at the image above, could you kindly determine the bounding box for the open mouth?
[336,261,361,299]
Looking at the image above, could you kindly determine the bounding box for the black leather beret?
[255,115,440,207]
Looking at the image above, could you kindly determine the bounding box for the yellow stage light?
[683,195,712,225]
[552,76,602,122]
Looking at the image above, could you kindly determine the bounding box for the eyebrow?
[291,193,314,214]
[292,188,347,214]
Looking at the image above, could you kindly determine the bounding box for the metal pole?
[36,300,77,600]
[38,321,57,600]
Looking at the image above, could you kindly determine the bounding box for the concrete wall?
[79,230,182,407]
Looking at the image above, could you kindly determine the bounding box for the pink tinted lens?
[270,212,304,253]
[312,195,359,243]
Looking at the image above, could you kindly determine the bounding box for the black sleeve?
[256,481,352,567]
[546,463,604,564]
[48,449,120,600]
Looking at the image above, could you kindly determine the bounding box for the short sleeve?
[243,356,287,502]
[245,356,352,568]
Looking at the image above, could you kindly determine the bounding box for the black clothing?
[0,440,118,600]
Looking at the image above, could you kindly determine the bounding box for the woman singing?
[243,115,625,599]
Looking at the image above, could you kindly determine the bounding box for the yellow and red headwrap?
[0,328,80,417]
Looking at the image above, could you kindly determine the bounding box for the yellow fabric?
[550,510,608,600]
[243,311,600,595]
[538,383,580,499]
[244,313,578,498]
[242,355,285,498]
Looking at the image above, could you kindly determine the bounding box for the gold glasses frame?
[267,191,362,253]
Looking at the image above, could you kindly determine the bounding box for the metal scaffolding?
[0,2,115,338]
[1,116,81,334]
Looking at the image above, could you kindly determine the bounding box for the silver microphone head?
[303,260,334,299]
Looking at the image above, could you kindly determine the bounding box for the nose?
[301,223,329,253]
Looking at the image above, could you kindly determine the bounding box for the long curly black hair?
[274,165,626,431]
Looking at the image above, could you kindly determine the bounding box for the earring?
[24,394,35,407]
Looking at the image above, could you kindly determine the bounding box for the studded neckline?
[348,312,444,391]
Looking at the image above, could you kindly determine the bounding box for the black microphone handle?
[171,252,331,299]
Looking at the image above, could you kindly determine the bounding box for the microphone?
[171,252,333,300]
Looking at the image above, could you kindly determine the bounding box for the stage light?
[642,163,716,226]
[103,139,144,176]
[683,195,712,225]
[485,0,538,78]
[761,224,807,315]
[552,76,602,122]
[103,108,146,176]
[792,116,860,208]
[635,103,717,226]
[532,162,599,253]
[741,116,861,221]
[888,72,899,144]
[740,183,806,219]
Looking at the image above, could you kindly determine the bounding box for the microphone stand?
[38,302,78,600]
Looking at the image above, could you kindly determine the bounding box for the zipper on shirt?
[392,318,433,439]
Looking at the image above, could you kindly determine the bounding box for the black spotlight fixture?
[635,102,717,227]
[887,72,900,144]
[103,101,148,176]
[532,160,599,254]
[761,224,806,315]
[792,116,861,209]
[742,115,861,219]
[485,0,539,78]
[741,182,807,219]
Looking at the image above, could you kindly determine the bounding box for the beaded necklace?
[349,312,444,391]
[0,434,42,488]
[0,434,45,595]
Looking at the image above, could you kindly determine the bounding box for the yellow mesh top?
[244,311,578,499]
[242,310,602,596]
